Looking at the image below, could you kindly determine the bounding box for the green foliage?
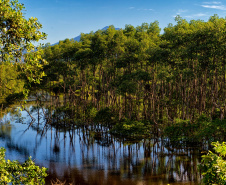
[0,147,47,184]
[41,15,226,130]
[164,119,197,142]
[164,115,226,143]
[19,49,48,87]
[94,107,114,124]
[110,120,153,139]
[0,63,24,101]
[5,92,25,104]
[87,106,98,120]
[200,142,226,184]
[198,119,226,142]
[0,0,46,62]
[0,0,47,101]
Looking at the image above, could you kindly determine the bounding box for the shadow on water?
[0,93,205,185]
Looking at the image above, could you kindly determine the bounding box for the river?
[0,102,205,185]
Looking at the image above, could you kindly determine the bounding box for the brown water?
[0,106,205,185]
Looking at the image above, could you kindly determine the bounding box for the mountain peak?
[101,26,110,30]
[72,26,120,42]
[52,26,120,45]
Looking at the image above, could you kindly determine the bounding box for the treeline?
[41,15,226,124]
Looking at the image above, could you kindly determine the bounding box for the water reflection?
[0,104,203,185]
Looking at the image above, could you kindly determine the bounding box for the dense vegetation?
[0,0,47,107]
[200,142,226,184]
[0,148,47,184]
[38,15,226,142]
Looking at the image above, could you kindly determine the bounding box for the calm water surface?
[0,105,204,185]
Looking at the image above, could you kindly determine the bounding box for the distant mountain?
[73,35,81,42]
[73,26,120,42]
[52,26,120,45]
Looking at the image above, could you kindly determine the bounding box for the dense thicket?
[0,0,46,108]
[41,15,226,126]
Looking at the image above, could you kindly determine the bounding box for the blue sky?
[19,0,226,45]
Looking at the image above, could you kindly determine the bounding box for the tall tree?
[0,0,47,98]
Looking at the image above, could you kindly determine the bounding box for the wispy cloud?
[173,12,208,18]
[129,7,153,11]
[195,13,208,16]
[176,9,188,15]
[138,8,153,11]
[184,13,208,18]
[201,4,226,10]
[203,1,222,4]
[201,1,226,10]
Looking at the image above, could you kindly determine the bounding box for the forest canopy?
[40,14,226,126]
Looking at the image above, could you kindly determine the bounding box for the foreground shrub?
[200,142,226,184]
[0,147,47,184]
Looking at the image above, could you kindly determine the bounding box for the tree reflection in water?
[0,94,204,185]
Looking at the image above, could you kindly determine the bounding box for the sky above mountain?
[19,0,226,45]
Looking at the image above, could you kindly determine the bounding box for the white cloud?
[137,8,153,11]
[201,4,226,10]
[183,13,208,18]
[203,1,222,4]
[184,15,192,18]
[195,13,208,16]
[129,7,153,11]
[178,9,188,13]
[176,9,188,15]
[201,1,226,10]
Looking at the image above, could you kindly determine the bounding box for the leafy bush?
[164,119,198,141]
[110,119,152,138]
[200,142,226,184]
[0,147,47,184]
[198,119,226,141]
[94,107,114,124]
[164,115,226,142]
